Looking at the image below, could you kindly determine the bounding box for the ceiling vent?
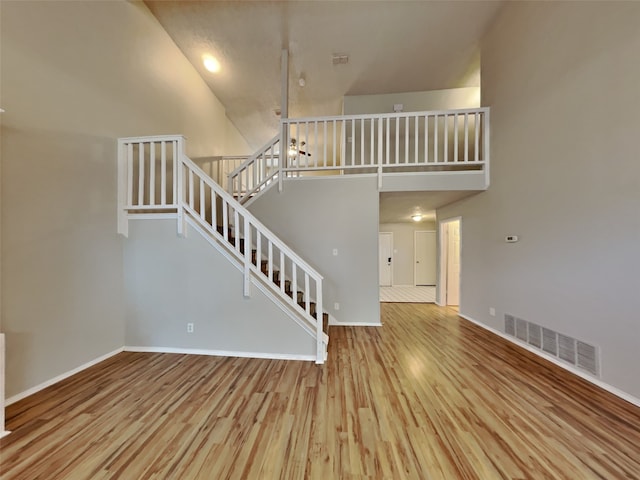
[332,53,349,65]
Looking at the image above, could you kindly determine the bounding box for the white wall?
[379,222,436,286]
[344,87,480,115]
[249,177,381,325]
[438,2,640,399]
[1,1,248,398]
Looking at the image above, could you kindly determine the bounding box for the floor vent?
[504,314,599,377]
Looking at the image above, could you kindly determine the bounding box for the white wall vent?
[504,314,599,377]
[527,323,542,348]
[515,318,528,341]
[577,341,598,376]
[558,334,576,365]
[542,328,557,356]
[505,315,515,336]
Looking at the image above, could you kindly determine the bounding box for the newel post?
[243,215,251,297]
[315,282,324,364]
[117,139,129,237]
[176,136,187,237]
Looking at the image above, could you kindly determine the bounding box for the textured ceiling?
[146,1,501,223]
[145,1,503,149]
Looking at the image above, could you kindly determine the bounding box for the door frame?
[437,217,461,306]
[413,230,436,286]
[378,231,394,287]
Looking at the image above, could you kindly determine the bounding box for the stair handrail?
[118,134,325,362]
[182,153,325,362]
[227,134,280,204]
[183,155,323,282]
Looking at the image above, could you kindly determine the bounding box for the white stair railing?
[228,108,490,200]
[118,135,326,363]
[281,107,490,186]
[227,135,280,204]
[116,135,184,235]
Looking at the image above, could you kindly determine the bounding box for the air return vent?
[504,314,599,377]
[542,328,557,356]
[577,342,598,376]
[505,315,515,336]
[515,318,528,341]
[527,323,542,349]
[558,334,576,365]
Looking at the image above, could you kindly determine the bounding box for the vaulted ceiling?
[145,0,502,149]
[145,1,502,222]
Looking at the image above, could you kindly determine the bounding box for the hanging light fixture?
[288,139,306,157]
[288,139,298,157]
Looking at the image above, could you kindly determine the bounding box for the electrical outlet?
[489,307,496,317]
[187,322,194,333]
[334,302,340,311]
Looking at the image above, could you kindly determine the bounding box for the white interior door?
[446,221,461,305]
[379,232,393,286]
[415,231,436,285]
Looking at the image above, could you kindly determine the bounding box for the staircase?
[117,135,329,363]
[117,107,490,365]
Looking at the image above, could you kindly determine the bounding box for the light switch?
[332,248,338,256]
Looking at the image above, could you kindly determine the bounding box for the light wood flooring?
[2,303,640,479]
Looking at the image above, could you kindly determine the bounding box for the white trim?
[1,430,10,439]
[119,134,185,143]
[5,347,124,406]
[124,346,315,362]
[328,320,382,327]
[458,313,640,409]
[390,284,414,287]
[438,217,462,306]
[128,213,178,221]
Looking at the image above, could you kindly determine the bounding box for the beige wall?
[1,1,247,398]
[379,222,436,286]
[438,2,640,399]
[343,87,480,115]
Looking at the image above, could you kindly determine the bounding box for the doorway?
[438,218,461,306]
[414,231,436,286]
[378,232,393,286]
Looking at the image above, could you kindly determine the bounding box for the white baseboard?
[328,320,382,327]
[1,430,11,439]
[124,346,316,362]
[458,313,640,409]
[5,347,124,406]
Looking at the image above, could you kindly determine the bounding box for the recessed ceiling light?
[412,214,422,222]
[203,55,221,73]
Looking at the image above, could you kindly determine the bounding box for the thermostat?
[505,235,519,243]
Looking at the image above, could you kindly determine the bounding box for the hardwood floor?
[2,303,640,479]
